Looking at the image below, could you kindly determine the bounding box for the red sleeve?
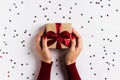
[66,63,81,80]
[37,61,53,80]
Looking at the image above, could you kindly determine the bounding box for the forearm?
[66,62,81,80]
[37,61,53,80]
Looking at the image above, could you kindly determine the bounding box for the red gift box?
[45,23,72,49]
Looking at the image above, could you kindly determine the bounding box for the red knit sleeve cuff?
[37,61,53,80]
[66,62,76,68]
[66,62,81,80]
[41,61,53,67]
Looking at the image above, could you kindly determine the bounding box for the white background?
[0,0,120,80]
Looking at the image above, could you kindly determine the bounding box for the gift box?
[45,23,72,49]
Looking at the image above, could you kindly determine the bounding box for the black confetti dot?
[107,68,110,70]
[89,44,91,47]
[56,59,58,61]
[104,50,106,52]
[113,52,116,55]
[42,8,45,10]
[105,77,107,80]
[10,59,13,62]
[110,40,112,42]
[75,3,77,5]
[108,4,111,6]
[91,35,94,37]
[70,7,72,9]
[105,53,107,55]
[3,34,6,37]
[47,18,49,21]
[90,1,92,4]
[14,62,16,64]
[29,34,31,36]
[81,13,83,16]
[88,21,90,23]
[27,77,29,79]
[9,9,11,11]
[68,17,71,19]
[13,3,16,5]
[101,29,104,31]
[9,20,12,22]
[32,73,35,76]
[58,4,61,6]
[115,35,118,37]
[90,55,92,58]
[101,5,103,8]
[54,12,56,14]
[21,64,23,66]
[56,73,58,75]
[112,64,115,66]
[21,1,23,4]
[17,13,20,15]
[56,64,58,67]
[14,30,17,32]
[116,9,119,12]
[21,73,23,75]
[89,63,92,65]
[23,45,25,47]
[63,16,65,19]
[12,66,14,69]
[15,6,17,8]
[39,5,42,7]
[48,1,51,3]
[106,14,109,17]
[102,56,105,59]
[100,15,103,18]
[81,26,84,29]
[103,38,105,41]
[26,63,29,65]
[93,55,95,57]
[94,73,96,76]
[112,59,115,61]
[27,52,30,55]
[6,52,8,54]
[59,8,62,10]
[69,11,71,14]
[90,67,93,70]
[44,15,47,17]
[90,17,93,19]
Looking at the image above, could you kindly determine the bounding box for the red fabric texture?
[37,61,53,80]
[46,23,71,48]
[66,63,81,80]
[37,61,81,80]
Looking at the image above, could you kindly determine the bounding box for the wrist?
[65,59,76,65]
[41,58,52,64]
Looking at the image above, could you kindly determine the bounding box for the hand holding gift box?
[45,23,72,49]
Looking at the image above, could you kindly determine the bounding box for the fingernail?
[44,36,46,39]
[72,36,75,39]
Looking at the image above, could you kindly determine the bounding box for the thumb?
[70,36,76,50]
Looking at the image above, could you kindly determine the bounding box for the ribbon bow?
[46,23,71,48]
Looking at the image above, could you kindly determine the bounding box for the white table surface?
[0,0,120,80]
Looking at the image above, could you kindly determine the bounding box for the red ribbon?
[46,23,71,48]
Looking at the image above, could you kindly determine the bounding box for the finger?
[42,36,48,49]
[72,28,81,39]
[36,27,45,50]
[70,36,76,50]
[72,28,82,49]
[76,37,82,49]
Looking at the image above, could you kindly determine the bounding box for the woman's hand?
[65,28,82,65]
[35,27,52,63]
